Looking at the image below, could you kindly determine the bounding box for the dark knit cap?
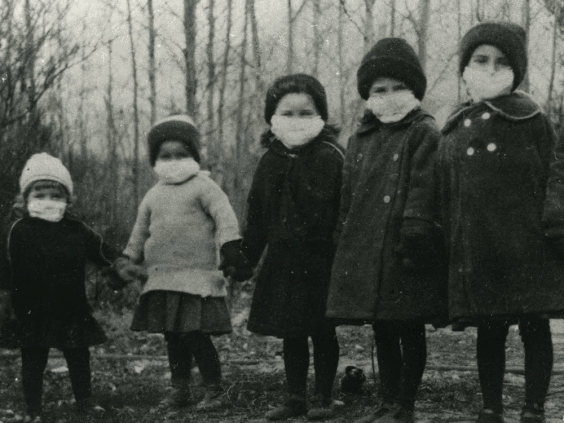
[357,38,427,100]
[147,115,201,165]
[264,74,328,124]
[459,21,527,90]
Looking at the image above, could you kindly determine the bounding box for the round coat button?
[356,153,363,161]
[393,154,399,161]
[464,119,471,127]
[467,147,475,156]
[482,112,491,120]
[487,143,497,152]
[383,195,391,203]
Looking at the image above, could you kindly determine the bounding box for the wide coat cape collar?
[442,90,542,134]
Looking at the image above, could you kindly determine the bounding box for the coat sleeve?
[540,114,564,238]
[0,221,18,291]
[402,119,441,235]
[80,222,120,267]
[241,159,268,268]
[333,136,355,244]
[199,177,241,247]
[123,195,151,263]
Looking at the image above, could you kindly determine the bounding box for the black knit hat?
[264,74,328,124]
[357,38,426,101]
[459,21,527,90]
[147,115,201,165]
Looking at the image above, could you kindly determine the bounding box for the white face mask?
[270,115,325,149]
[366,90,421,123]
[27,199,67,222]
[154,157,200,184]
[462,66,514,102]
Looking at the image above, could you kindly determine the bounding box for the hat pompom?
[148,115,201,165]
[19,153,73,196]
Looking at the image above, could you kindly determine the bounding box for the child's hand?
[0,289,14,330]
[113,257,148,287]
[223,265,254,282]
[219,240,254,282]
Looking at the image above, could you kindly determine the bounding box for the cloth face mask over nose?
[366,90,421,123]
[154,157,200,184]
[462,66,514,102]
[270,115,325,149]
[27,199,67,222]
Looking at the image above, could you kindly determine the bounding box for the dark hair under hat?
[147,115,201,165]
[264,74,328,124]
[459,21,527,91]
[357,38,427,101]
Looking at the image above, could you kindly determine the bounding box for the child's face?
[27,182,68,205]
[157,140,192,161]
[274,93,319,118]
[469,45,510,74]
[369,77,409,97]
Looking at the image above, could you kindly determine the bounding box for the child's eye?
[496,57,510,68]
[471,55,489,64]
[279,111,294,117]
[371,87,386,94]
[299,110,315,117]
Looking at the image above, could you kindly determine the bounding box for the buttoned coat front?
[438,92,564,321]
[326,109,447,323]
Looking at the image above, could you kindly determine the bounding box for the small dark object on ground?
[340,365,366,394]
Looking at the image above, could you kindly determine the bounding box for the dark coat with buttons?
[438,91,564,321]
[326,108,448,323]
[241,128,345,338]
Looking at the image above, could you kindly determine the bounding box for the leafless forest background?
[1,0,564,306]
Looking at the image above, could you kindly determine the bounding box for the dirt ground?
[1,292,563,422]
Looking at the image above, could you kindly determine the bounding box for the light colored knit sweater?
[123,172,241,297]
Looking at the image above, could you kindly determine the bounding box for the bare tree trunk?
[126,0,140,209]
[184,0,198,117]
[390,0,396,37]
[338,0,345,125]
[548,3,559,106]
[148,0,157,125]
[312,0,322,77]
[24,0,36,115]
[417,0,431,73]
[206,0,217,167]
[364,0,376,52]
[457,0,462,102]
[105,39,118,223]
[520,0,530,91]
[249,0,264,94]
[218,0,232,158]
[287,0,294,73]
[235,1,249,215]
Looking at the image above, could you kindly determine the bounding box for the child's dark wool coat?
[326,108,447,323]
[242,129,344,338]
[439,91,564,321]
[0,216,118,348]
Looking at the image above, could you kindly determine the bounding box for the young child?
[240,74,344,421]
[326,38,447,423]
[0,153,119,422]
[438,22,564,423]
[115,114,250,410]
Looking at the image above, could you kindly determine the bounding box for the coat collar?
[267,130,340,158]
[356,107,430,135]
[442,91,542,134]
